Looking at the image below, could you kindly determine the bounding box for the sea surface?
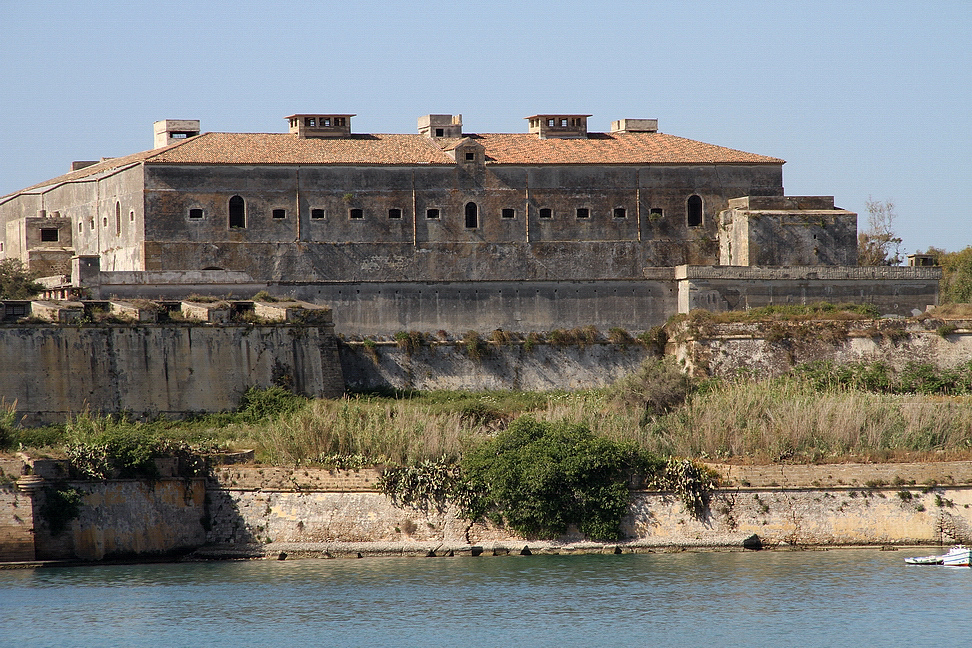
[1,548,969,647]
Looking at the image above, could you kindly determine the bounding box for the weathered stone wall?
[0,323,344,424]
[203,463,972,555]
[0,484,34,562]
[286,277,676,334]
[7,462,972,562]
[676,265,941,319]
[673,317,972,378]
[141,162,784,281]
[31,479,207,561]
[718,196,858,267]
[340,339,654,391]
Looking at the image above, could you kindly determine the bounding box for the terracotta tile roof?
[471,132,784,165]
[4,129,783,198]
[147,133,455,165]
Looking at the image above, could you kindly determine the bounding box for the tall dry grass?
[254,397,484,465]
[636,379,972,462]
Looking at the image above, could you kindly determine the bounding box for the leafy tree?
[461,417,658,540]
[925,246,972,304]
[857,198,902,266]
[0,259,42,298]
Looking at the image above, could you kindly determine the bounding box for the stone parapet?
[676,265,943,281]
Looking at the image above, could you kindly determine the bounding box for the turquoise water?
[2,549,970,647]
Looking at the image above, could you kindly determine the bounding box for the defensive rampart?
[672,317,972,378]
[0,316,344,425]
[6,459,972,562]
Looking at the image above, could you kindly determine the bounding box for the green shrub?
[40,486,83,536]
[460,417,658,540]
[0,399,18,451]
[611,357,694,419]
[460,330,488,359]
[237,386,306,422]
[378,457,471,512]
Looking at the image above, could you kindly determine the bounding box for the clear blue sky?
[2,0,969,254]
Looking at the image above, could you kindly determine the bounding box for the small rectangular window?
[323,118,331,127]
[547,119,555,127]
[539,208,552,219]
[614,207,627,219]
[649,208,664,220]
[502,208,515,219]
[388,208,402,219]
[189,208,204,219]
[560,119,568,127]
[426,208,440,219]
[349,208,363,219]
[465,152,475,161]
[576,208,590,219]
[435,128,444,137]
[40,228,59,242]
[311,209,326,220]
[272,209,286,219]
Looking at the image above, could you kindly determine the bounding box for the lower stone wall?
[340,340,654,391]
[673,318,972,378]
[0,486,34,562]
[6,463,972,562]
[32,479,207,561]
[282,279,677,336]
[676,265,941,318]
[0,324,345,424]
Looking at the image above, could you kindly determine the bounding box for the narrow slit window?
[349,208,363,219]
[539,208,552,219]
[464,202,478,229]
[272,209,286,219]
[576,208,590,219]
[502,208,515,219]
[129,210,135,222]
[388,208,402,219]
[115,202,121,236]
[189,208,204,219]
[687,195,703,227]
[426,208,440,219]
[229,195,246,228]
[614,207,627,219]
[311,209,326,219]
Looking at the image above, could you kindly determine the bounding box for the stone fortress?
[0,112,940,334]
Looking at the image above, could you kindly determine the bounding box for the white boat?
[942,545,972,567]
[905,545,972,566]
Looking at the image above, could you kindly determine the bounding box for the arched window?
[229,195,246,228]
[687,194,703,227]
[115,201,121,236]
[464,201,478,229]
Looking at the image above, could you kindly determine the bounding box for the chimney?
[154,120,200,149]
[610,119,658,133]
[286,114,354,138]
[526,115,591,139]
[418,114,463,138]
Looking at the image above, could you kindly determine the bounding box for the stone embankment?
[7,457,972,563]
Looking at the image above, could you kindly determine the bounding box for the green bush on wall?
[460,416,660,541]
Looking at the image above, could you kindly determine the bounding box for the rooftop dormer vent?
[153,120,200,149]
[287,114,355,138]
[610,119,658,133]
[418,114,462,138]
[526,114,591,139]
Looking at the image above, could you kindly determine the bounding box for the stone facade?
[0,112,938,333]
